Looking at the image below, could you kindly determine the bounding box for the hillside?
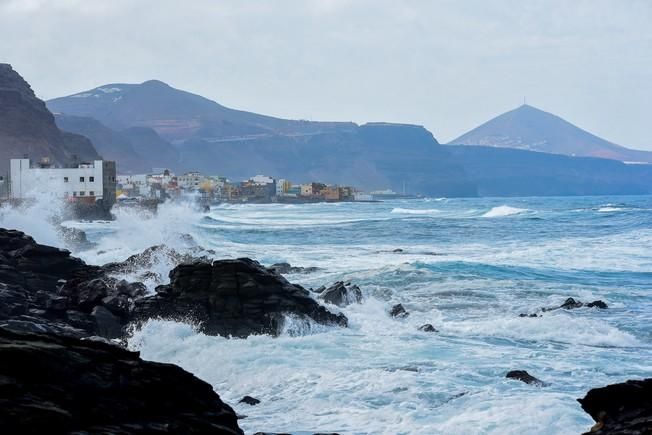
[0,64,99,174]
[446,145,652,196]
[54,114,179,173]
[449,104,652,163]
[178,123,478,197]
[47,80,357,142]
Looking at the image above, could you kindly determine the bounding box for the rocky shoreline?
[0,226,649,434]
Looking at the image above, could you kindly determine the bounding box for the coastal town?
[1,157,412,212]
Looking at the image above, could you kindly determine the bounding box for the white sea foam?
[391,207,441,215]
[482,205,529,218]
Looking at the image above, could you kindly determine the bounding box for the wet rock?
[506,370,548,387]
[418,323,438,332]
[390,303,409,318]
[586,300,608,309]
[0,228,140,339]
[311,285,326,294]
[91,305,123,339]
[239,396,261,406]
[268,262,320,275]
[392,248,404,253]
[578,378,652,435]
[319,281,363,307]
[519,313,540,318]
[132,258,347,338]
[543,297,608,312]
[102,244,211,280]
[56,225,94,251]
[0,327,243,434]
[560,297,584,309]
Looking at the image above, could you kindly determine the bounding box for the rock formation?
[0,228,144,339]
[578,378,652,434]
[390,303,409,318]
[133,258,347,338]
[0,327,243,434]
[318,281,363,307]
[505,370,549,387]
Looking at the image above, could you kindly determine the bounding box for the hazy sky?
[1,0,651,149]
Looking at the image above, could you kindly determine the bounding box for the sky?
[1,0,651,150]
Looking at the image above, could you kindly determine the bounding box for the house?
[9,158,116,207]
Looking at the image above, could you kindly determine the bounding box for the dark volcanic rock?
[586,300,608,309]
[578,378,652,435]
[239,396,261,406]
[390,303,409,318]
[318,281,363,307]
[543,297,609,312]
[132,258,347,338]
[0,327,243,434]
[268,262,320,275]
[418,323,438,332]
[560,297,584,309]
[505,370,548,387]
[0,228,141,339]
[102,244,210,281]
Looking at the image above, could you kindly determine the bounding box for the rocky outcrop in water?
[318,281,363,307]
[418,323,438,332]
[102,244,213,283]
[0,228,143,339]
[133,258,348,338]
[550,297,608,311]
[268,262,320,275]
[505,370,548,387]
[0,327,243,434]
[390,303,409,318]
[239,396,261,406]
[578,378,652,434]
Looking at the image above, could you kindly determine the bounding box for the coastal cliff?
[0,64,99,173]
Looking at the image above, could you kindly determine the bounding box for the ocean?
[6,195,652,434]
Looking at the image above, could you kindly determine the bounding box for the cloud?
[1,0,650,149]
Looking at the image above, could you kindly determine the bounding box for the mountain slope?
[446,145,652,196]
[54,114,179,173]
[47,80,357,142]
[449,104,652,163]
[0,64,99,173]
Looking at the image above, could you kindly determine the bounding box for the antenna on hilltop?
[523,96,527,106]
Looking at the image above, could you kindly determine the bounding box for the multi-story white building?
[9,158,116,206]
[177,172,205,190]
[249,174,274,186]
[275,179,290,196]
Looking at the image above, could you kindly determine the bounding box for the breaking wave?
[482,205,529,218]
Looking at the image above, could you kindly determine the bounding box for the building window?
[79,191,85,196]
[73,192,77,196]
[89,176,94,182]
[89,191,95,196]
[64,177,68,182]
[80,176,85,182]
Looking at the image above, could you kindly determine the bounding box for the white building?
[249,174,274,186]
[275,179,289,196]
[9,158,116,206]
[177,172,205,190]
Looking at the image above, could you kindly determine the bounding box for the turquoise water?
[31,196,652,434]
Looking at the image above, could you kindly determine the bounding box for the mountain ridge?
[47,80,357,143]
